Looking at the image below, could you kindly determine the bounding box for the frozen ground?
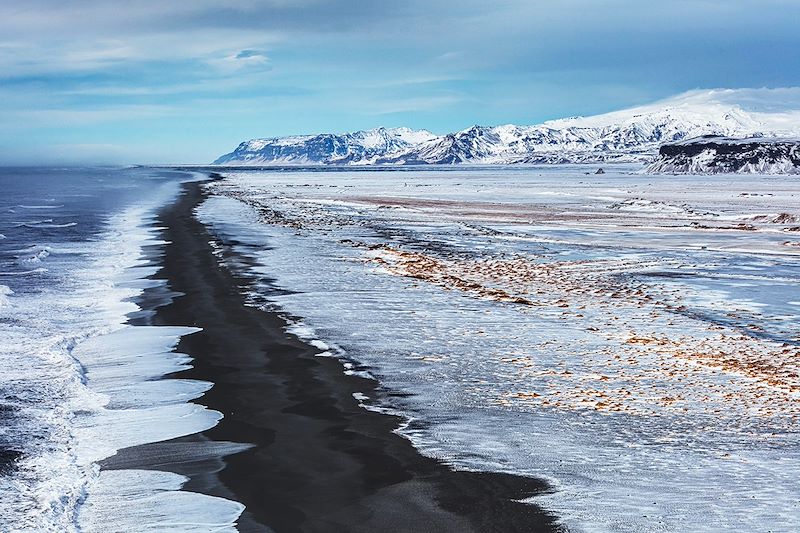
[200,165,800,532]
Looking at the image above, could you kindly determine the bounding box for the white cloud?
[207,50,271,74]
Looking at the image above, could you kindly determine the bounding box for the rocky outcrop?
[646,136,800,174]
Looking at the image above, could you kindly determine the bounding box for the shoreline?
[104,178,559,532]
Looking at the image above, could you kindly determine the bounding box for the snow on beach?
[200,166,800,533]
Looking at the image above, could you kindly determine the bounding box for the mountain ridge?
[213,88,800,166]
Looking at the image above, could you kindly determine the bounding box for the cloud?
[3,1,799,85]
[208,49,271,73]
[1,1,800,163]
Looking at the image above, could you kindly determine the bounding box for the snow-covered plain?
[199,166,800,532]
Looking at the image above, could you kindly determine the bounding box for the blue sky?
[1,0,799,164]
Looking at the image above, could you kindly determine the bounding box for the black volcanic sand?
[104,179,560,533]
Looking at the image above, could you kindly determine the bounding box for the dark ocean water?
[0,167,187,291]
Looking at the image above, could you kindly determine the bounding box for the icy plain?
[200,165,800,532]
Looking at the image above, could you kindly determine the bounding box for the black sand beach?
[105,178,559,532]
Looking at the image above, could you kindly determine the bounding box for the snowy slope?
[214,88,800,165]
[213,127,437,165]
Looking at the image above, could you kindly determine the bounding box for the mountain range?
[213,88,800,167]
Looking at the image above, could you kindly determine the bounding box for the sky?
[1,0,800,164]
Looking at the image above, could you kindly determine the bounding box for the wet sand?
[103,179,559,532]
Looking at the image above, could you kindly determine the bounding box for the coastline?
[103,178,559,532]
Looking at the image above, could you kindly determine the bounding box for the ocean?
[0,167,243,532]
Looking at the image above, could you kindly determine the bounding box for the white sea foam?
[25,222,78,229]
[16,246,50,264]
[79,470,244,533]
[0,267,47,275]
[13,219,52,226]
[0,284,12,308]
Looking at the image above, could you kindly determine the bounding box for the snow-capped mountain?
[646,136,800,174]
[213,127,437,165]
[214,88,800,165]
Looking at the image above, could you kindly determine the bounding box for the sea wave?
[0,268,47,276]
[0,284,11,308]
[18,222,78,229]
[16,246,50,265]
